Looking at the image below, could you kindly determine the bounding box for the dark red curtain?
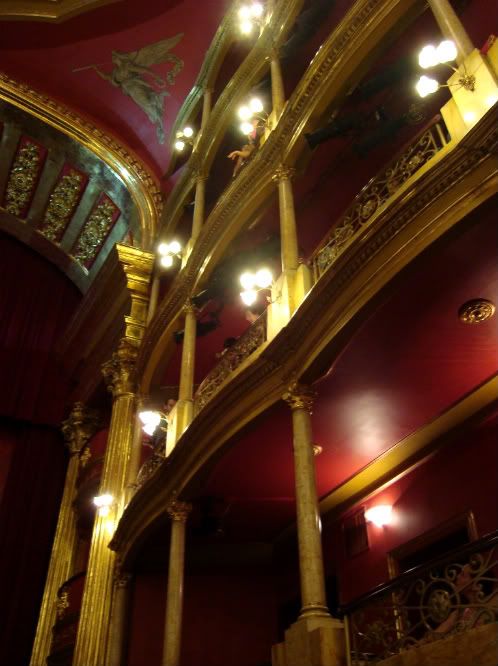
[0,232,81,664]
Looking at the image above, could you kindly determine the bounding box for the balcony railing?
[342,530,498,664]
[311,116,449,282]
[195,310,267,413]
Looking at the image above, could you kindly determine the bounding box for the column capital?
[102,338,138,397]
[61,402,101,456]
[182,299,196,315]
[167,500,192,522]
[283,382,316,412]
[114,571,133,589]
[194,168,208,183]
[272,164,295,183]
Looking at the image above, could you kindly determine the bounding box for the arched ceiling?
[0,0,119,22]
[0,0,230,176]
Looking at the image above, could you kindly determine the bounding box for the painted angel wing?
[126,34,184,67]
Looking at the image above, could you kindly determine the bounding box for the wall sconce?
[237,97,268,135]
[157,240,182,268]
[415,39,475,97]
[238,2,264,34]
[365,504,393,527]
[239,268,272,305]
[174,126,195,152]
[93,493,114,516]
[138,409,168,436]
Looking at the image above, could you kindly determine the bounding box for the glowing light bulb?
[240,272,256,290]
[93,494,114,508]
[160,254,174,268]
[251,2,263,17]
[183,126,194,138]
[418,44,438,69]
[365,505,393,527]
[415,75,439,98]
[175,140,185,151]
[240,20,253,34]
[240,121,254,134]
[157,242,170,255]
[142,423,158,436]
[168,240,181,254]
[436,39,457,64]
[241,289,257,306]
[249,97,264,113]
[239,5,251,19]
[238,105,252,121]
[255,268,272,288]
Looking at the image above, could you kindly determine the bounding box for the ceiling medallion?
[458,299,495,324]
[312,444,323,456]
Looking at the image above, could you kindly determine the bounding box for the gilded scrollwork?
[61,402,100,456]
[4,141,40,217]
[195,312,266,412]
[40,170,85,242]
[167,500,192,522]
[282,381,316,412]
[102,338,138,397]
[312,120,447,280]
[72,197,118,267]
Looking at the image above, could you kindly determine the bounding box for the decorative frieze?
[72,195,119,268]
[40,169,85,242]
[4,140,41,217]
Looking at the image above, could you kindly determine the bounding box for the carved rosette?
[272,164,295,183]
[459,299,495,324]
[102,339,138,397]
[167,500,192,522]
[61,402,101,456]
[282,382,316,412]
[40,169,85,242]
[72,195,119,268]
[4,140,41,217]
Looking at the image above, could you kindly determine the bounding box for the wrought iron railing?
[310,117,449,282]
[195,311,267,412]
[342,531,498,664]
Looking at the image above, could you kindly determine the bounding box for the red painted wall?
[322,415,498,605]
[127,569,277,666]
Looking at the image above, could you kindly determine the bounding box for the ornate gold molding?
[458,298,495,324]
[282,382,316,412]
[0,73,161,248]
[61,402,100,456]
[102,339,138,397]
[0,0,120,22]
[116,243,154,345]
[167,500,192,522]
[272,164,296,183]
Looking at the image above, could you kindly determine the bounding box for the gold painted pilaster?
[29,403,99,666]
[162,501,192,666]
[106,569,133,666]
[116,244,155,344]
[283,384,329,620]
[73,340,137,666]
[426,0,473,63]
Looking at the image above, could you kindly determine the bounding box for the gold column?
[427,0,473,63]
[147,272,160,324]
[179,301,196,403]
[273,165,299,274]
[201,87,213,131]
[125,398,145,502]
[73,340,138,666]
[270,48,285,119]
[191,174,207,242]
[106,570,133,666]
[29,404,99,666]
[162,500,192,666]
[283,384,329,619]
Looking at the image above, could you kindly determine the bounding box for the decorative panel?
[38,165,88,243]
[3,137,46,218]
[71,194,120,269]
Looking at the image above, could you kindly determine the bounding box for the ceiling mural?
[0,0,228,175]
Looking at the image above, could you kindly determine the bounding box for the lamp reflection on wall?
[365,504,393,527]
[174,126,195,152]
[238,2,264,34]
[239,268,272,305]
[415,39,475,97]
[93,493,114,517]
[157,240,182,268]
[237,97,268,135]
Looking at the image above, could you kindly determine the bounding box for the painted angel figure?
[84,34,184,144]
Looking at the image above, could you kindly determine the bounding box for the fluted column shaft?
[427,0,473,64]
[284,386,329,618]
[106,572,133,666]
[274,166,299,273]
[29,403,99,666]
[191,176,206,241]
[162,501,191,666]
[271,50,285,118]
[179,304,196,402]
[73,341,137,666]
[201,87,212,131]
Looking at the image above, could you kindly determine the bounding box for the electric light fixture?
[157,240,183,269]
[174,127,196,151]
[239,268,273,306]
[240,289,257,306]
[415,75,439,98]
[238,3,264,34]
[415,39,476,98]
[236,97,267,135]
[93,494,114,516]
[365,504,393,527]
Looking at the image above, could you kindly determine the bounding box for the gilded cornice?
[113,113,498,563]
[139,0,421,388]
[0,0,120,22]
[0,73,161,249]
[161,0,305,234]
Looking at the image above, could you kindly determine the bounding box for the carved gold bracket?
[116,243,155,346]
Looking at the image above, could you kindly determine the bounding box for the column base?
[272,615,345,666]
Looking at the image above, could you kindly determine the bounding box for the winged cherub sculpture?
[76,34,184,144]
